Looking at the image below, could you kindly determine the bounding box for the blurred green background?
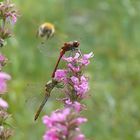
[1,0,140,139]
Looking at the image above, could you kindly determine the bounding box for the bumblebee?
[37,22,55,39]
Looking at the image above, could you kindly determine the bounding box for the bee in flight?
[37,22,55,40]
[37,22,55,55]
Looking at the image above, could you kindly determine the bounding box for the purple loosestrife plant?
[0,59,12,139]
[43,107,87,140]
[0,57,13,139]
[0,0,18,139]
[42,50,93,140]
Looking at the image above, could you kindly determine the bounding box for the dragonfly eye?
[73,41,80,47]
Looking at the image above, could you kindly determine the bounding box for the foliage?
[2,0,140,140]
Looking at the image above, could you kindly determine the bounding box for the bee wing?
[37,42,53,57]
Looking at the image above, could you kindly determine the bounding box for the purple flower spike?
[43,107,87,140]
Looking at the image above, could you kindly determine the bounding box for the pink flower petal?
[74,134,85,140]
[54,69,67,82]
[0,98,8,109]
[0,80,7,93]
[42,116,53,128]
[0,72,11,93]
[75,117,87,125]
[0,54,6,62]
[68,63,80,72]
[83,52,94,59]
[0,72,11,80]
[62,56,73,62]
[80,52,94,66]
[71,76,79,85]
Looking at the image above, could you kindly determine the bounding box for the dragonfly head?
[73,41,80,48]
[62,41,80,52]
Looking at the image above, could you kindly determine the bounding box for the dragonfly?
[34,41,80,121]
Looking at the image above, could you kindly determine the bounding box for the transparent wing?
[24,81,64,118]
[36,32,65,58]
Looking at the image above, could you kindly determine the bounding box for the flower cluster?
[0,54,11,108]
[54,52,93,101]
[64,99,86,112]
[0,0,18,23]
[0,54,12,139]
[0,0,18,47]
[0,108,13,139]
[43,107,87,140]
